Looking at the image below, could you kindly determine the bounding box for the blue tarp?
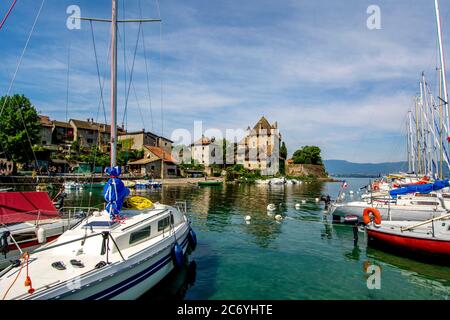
[103,166,130,220]
[389,179,450,197]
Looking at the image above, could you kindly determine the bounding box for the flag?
[341,180,348,189]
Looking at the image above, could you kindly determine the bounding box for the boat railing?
[400,212,450,234]
[174,200,188,214]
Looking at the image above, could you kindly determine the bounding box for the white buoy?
[36,227,46,244]
[267,204,276,211]
[315,198,320,203]
[245,215,252,221]
[301,200,306,204]
[275,215,283,221]
[349,190,354,195]
[295,203,301,210]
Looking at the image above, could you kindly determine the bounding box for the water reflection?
[59,178,450,300]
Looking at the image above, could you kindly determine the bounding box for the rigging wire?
[0,0,46,118]
[86,21,113,208]
[139,0,155,132]
[120,22,143,128]
[89,21,108,125]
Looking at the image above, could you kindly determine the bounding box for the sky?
[1,0,449,163]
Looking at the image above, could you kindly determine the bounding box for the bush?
[292,146,322,165]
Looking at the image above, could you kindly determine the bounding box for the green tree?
[0,95,40,172]
[292,146,322,165]
[280,141,288,160]
[279,141,288,174]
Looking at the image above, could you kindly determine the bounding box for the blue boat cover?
[389,179,450,197]
[103,166,130,220]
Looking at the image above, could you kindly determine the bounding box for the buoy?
[267,204,276,211]
[301,200,306,204]
[275,215,283,221]
[315,198,320,202]
[349,190,354,195]
[35,227,46,244]
[245,215,252,221]
[172,242,184,268]
[295,203,301,210]
[187,228,197,251]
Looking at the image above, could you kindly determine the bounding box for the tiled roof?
[118,130,173,143]
[128,158,153,165]
[52,120,72,128]
[192,136,214,146]
[144,145,176,163]
[70,119,125,134]
[39,115,53,127]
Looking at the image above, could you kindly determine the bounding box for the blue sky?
[1,0,449,163]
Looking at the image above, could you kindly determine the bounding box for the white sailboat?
[0,0,197,300]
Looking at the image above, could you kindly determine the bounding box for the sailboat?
[363,0,450,263]
[0,0,197,300]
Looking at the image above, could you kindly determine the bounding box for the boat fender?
[362,208,382,225]
[172,242,184,268]
[188,228,197,251]
[36,227,46,244]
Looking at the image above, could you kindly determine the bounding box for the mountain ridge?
[323,159,408,176]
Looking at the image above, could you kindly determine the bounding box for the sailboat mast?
[435,0,449,143]
[110,0,118,168]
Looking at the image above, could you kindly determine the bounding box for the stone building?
[190,135,221,166]
[118,130,173,153]
[236,116,281,176]
[128,145,178,178]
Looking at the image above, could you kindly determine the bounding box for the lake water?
[63,178,450,300]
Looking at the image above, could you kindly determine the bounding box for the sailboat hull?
[367,227,450,261]
[21,226,190,300]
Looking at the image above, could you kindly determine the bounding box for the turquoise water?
[63,178,450,300]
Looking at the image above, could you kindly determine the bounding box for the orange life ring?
[363,207,382,225]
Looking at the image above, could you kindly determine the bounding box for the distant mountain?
[323,160,408,177]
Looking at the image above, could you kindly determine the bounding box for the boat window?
[129,226,151,244]
[414,201,438,206]
[158,215,174,232]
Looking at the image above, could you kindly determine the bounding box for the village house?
[236,116,281,176]
[38,115,53,146]
[128,145,178,178]
[52,120,74,147]
[118,130,173,153]
[69,118,125,151]
[190,135,221,166]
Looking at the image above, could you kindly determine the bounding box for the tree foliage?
[279,141,288,174]
[292,146,322,165]
[0,95,40,166]
[280,141,288,160]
